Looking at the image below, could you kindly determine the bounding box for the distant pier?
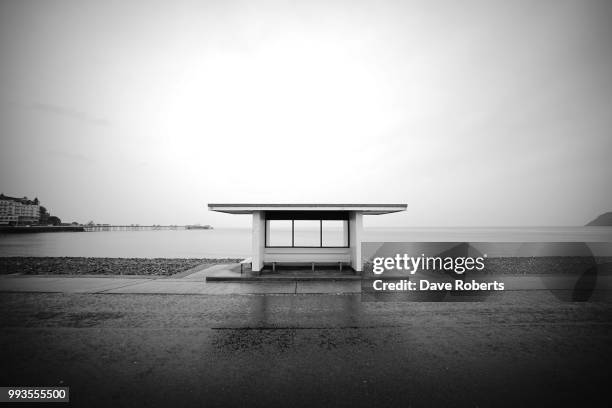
[83,225,212,232]
[0,225,212,233]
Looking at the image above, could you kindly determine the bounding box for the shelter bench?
[266,261,349,272]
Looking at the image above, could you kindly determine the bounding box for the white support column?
[252,211,265,273]
[349,212,363,273]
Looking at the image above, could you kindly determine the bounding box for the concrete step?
[207,275,363,282]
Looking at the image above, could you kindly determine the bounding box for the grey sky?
[1,0,611,227]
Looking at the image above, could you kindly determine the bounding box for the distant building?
[0,194,41,225]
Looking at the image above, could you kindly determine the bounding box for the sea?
[1,227,612,258]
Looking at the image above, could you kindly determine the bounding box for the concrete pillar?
[349,212,363,272]
[252,211,265,273]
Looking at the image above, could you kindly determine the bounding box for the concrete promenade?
[1,263,611,295]
[0,264,361,294]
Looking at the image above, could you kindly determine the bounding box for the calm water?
[1,227,611,258]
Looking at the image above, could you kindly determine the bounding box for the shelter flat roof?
[207,203,407,215]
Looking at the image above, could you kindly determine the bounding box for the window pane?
[293,220,320,247]
[322,220,348,247]
[266,220,292,246]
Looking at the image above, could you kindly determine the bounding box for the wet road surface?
[1,292,610,407]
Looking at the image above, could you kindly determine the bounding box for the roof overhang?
[207,203,407,215]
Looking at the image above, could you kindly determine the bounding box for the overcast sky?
[0,0,611,227]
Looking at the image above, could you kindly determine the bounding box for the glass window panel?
[293,220,321,247]
[322,220,348,247]
[266,220,292,246]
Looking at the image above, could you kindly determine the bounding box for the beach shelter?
[208,204,407,273]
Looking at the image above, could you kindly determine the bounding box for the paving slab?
[104,279,296,294]
[297,281,362,294]
[200,282,296,294]
[0,276,153,293]
[181,264,243,281]
[103,280,208,294]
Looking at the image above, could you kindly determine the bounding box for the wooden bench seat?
[264,256,351,272]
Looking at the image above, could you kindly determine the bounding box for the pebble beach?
[0,257,241,276]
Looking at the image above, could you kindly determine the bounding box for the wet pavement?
[2,273,611,294]
[1,291,610,407]
[0,275,365,294]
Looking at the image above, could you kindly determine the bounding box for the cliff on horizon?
[586,212,612,226]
